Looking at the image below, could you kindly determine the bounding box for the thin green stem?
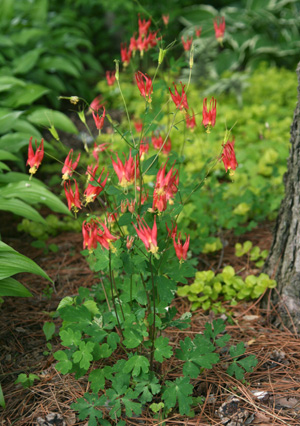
[109,250,124,338]
[149,254,156,371]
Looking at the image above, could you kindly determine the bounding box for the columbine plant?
[29,13,253,424]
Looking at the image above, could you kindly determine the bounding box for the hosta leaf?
[0,277,32,297]
[0,181,71,215]
[27,108,78,134]
[13,49,43,74]
[0,196,46,223]
[39,56,81,77]
[3,84,49,108]
[0,109,23,134]
[0,243,52,282]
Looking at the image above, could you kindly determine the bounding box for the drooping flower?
[92,106,106,131]
[107,212,118,223]
[134,120,143,133]
[166,222,178,239]
[133,216,158,254]
[202,97,217,133]
[152,133,164,150]
[138,14,151,38]
[186,109,196,131]
[173,233,190,262]
[162,138,172,155]
[221,138,238,175]
[62,149,81,181]
[169,82,189,110]
[139,139,149,161]
[96,221,118,251]
[64,180,81,213]
[92,142,109,161]
[82,220,98,252]
[135,71,153,102]
[152,162,179,212]
[181,35,193,51]
[129,34,138,55]
[111,150,139,188]
[84,165,109,204]
[90,95,104,112]
[195,26,202,38]
[121,43,132,67]
[162,14,169,26]
[126,235,134,250]
[27,137,44,176]
[106,71,116,86]
[127,199,136,213]
[213,16,225,44]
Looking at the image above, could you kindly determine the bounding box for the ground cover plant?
[1,3,299,425]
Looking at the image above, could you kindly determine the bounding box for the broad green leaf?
[43,322,55,341]
[0,162,10,171]
[13,49,43,75]
[123,328,144,349]
[0,133,37,152]
[0,197,46,224]
[0,249,52,282]
[0,76,26,92]
[39,56,80,77]
[3,84,49,108]
[0,181,71,215]
[0,172,45,186]
[27,108,78,134]
[0,277,32,297]
[0,150,19,162]
[54,350,73,374]
[0,109,23,134]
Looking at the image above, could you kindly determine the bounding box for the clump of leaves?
[177,266,276,312]
[235,240,268,267]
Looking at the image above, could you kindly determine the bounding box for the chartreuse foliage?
[177,266,276,312]
[235,240,268,267]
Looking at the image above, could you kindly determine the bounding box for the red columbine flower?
[181,35,193,51]
[126,235,134,250]
[82,220,98,252]
[134,120,143,133]
[186,109,196,131]
[138,14,151,38]
[135,71,153,102]
[92,142,109,161]
[121,43,131,67]
[221,138,238,175]
[162,14,169,26]
[195,26,202,38]
[129,34,138,55]
[64,180,81,213]
[214,16,225,44]
[166,222,177,238]
[127,199,136,213]
[139,139,149,161]
[92,106,105,131]
[162,138,172,155]
[202,97,217,133]
[106,71,116,86]
[62,149,80,181]
[90,95,104,112]
[169,82,189,110]
[133,216,158,254]
[96,221,118,251]
[152,162,179,212]
[112,150,139,188]
[173,233,190,262]
[152,134,163,150]
[84,166,108,204]
[27,137,44,176]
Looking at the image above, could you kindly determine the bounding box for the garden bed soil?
[1,217,300,426]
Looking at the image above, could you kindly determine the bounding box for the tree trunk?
[263,62,300,331]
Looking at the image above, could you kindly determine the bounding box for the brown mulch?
[1,219,300,426]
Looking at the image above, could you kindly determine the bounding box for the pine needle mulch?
[1,222,300,426]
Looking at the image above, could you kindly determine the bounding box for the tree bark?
[263,62,300,331]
